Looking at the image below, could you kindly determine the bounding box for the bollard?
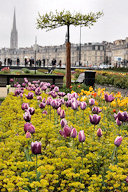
[84,71,96,88]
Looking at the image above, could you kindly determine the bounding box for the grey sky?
[0,0,128,48]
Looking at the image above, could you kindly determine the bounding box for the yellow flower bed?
[0,87,128,191]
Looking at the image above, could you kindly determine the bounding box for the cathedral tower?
[10,9,18,49]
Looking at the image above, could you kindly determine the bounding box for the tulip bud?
[71,101,78,110]
[105,93,115,102]
[126,176,128,183]
[116,118,122,126]
[97,128,102,137]
[37,96,42,100]
[22,103,29,110]
[23,112,31,122]
[57,107,61,115]
[42,110,47,115]
[114,136,122,147]
[78,130,85,142]
[26,131,31,138]
[39,102,46,109]
[60,110,65,119]
[24,122,31,133]
[31,141,41,155]
[80,102,87,110]
[60,118,67,128]
[89,114,101,125]
[28,107,35,115]
[92,106,102,114]
[27,124,35,134]
[89,98,95,106]
[71,128,77,138]
[63,125,72,138]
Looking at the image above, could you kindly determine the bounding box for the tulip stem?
[112,146,118,164]
[73,138,74,150]
[50,105,51,121]
[83,110,84,128]
[82,142,84,169]
[54,109,55,125]
[36,154,38,180]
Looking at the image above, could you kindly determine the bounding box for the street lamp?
[79,26,82,66]
[34,37,37,74]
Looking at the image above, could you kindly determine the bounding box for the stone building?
[0,10,128,67]
[111,37,128,67]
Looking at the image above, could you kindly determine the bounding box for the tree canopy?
[37,10,103,31]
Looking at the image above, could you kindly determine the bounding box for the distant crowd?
[0,58,62,68]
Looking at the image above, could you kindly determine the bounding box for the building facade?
[0,10,128,67]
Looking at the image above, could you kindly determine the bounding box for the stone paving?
[0,87,15,98]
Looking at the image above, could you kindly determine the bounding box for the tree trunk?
[66,25,71,88]
[66,42,71,88]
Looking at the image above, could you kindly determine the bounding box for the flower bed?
[0,80,128,192]
[73,69,128,89]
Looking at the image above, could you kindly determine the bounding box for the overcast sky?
[0,0,128,48]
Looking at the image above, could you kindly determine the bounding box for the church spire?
[10,9,18,49]
[13,9,16,31]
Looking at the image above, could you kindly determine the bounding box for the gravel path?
[95,84,128,97]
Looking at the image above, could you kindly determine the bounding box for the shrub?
[22,68,30,74]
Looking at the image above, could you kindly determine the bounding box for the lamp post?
[79,26,82,66]
[34,37,37,74]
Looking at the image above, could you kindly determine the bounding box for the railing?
[0,74,64,87]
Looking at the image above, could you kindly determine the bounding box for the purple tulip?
[126,176,128,183]
[63,125,72,138]
[54,86,59,92]
[105,93,115,102]
[24,123,35,134]
[35,87,41,95]
[46,97,52,105]
[60,110,65,119]
[71,128,77,138]
[20,93,23,98]
[57,107,61,115]
[42,110,48,115]
[24,122,32,133]
[51,100,55,108]
[80,102,87,110]
[24,78,28,84]
[116,118,122,126]
[114,136,123,147]
[26,132,31,138]
[89,114,101,125]
[116,111,128,122]
[71,101,78,110]
[22,103,29,110]
[71,92,78,99]
[37,96,42,100]
[23,112,31,122]
[31,141,41,155]
[27,124,35,134]
[60,118,67,128]
[50,84,55,90]
[58,92,66,97]
[78,130,85,142]
[41,85,47,91]
[89,98,95,106]
[97,128,102,137]
[10,78,14,82]
[28,107,35,115]
[92,106,102,114]
[39,102,46,109]
[65,100,71,108]
[25,92,34,99]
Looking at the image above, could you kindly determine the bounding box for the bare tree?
[37,10,103,88]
